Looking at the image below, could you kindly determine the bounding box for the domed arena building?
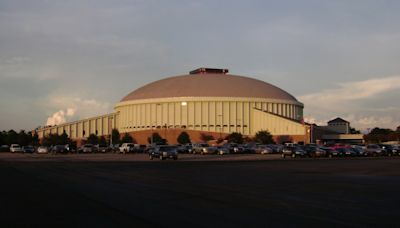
[37,68,309,144]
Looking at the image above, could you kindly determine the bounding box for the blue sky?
[1,0,400,131]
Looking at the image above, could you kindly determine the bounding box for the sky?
[1,0,400,132]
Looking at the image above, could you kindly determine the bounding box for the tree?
[365,127,397,143]
[18,130,32,146]
[31,132,40,146]
[0,131,4,145]
[42,133,66,146]
[111,129,120,144]
[350,127,360,134]
[59,131,71,145]
[225,132,244,144]
[177,131,191,144]
[148,132,166,145]
[99,136,107,145]
[200,133,214,142]
[87,134,99,145]
[254,130,275,144]
[370,127,393,135]
[121,133,136,143]
[6,130,19,145]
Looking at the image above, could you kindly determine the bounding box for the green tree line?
[0,130,39,146]
[364,127,400,143]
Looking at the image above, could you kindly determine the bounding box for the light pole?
[218,114,223,140]
[164,123,167,144]
[151,124,154,145]
[150,121,156,145]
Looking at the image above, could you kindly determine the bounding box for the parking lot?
[1,153,400,227]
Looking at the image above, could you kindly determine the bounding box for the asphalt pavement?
[1,153,399,227]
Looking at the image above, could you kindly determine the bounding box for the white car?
[119,143,135,153]
[10,144,23,153]
[37,146,49,154]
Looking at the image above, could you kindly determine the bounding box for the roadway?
[0,153,399,227]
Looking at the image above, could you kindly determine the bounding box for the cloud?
[46,110,67,126]
[42,95,112,126]
[299,76,400,130]
[300,76,400,106]
[303,116,330,126]
[45,107,77,126]
[66,108,75,117]
[0,56,30,65]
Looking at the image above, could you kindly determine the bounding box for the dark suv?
[282,146,307,158]
[149,146,178,160]
[365,144,386,157]
[303,145,327,158]
[379,144,398,156]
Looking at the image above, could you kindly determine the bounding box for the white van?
[10,144,23,153]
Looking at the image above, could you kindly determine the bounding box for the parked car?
[320,147,341,158]
[241,144,256,154]
[119,143,135,153]
[349,147,366,156]
[79,144,98,153]
[351,145,366,156]
[176,145,192,154]
[37,146,49,154]
[10,144,23,153]
[254,145,273,154]
[0,145,10,152]
[365,144,386,157]
[225,143,243,154]
[304,146,327,158]
[336,148,357,157]
[96,144,111,153]
[266,144,283,154]
[65,144,77,153]
[379,144,398,156]
[216,146,230,155]
[22,145,35,153]
[132,144,147,153]
[51,145,67,154]
[393,145,400,156]
[110,144,120,153]
[149,145,178,160]
[193,143,217,155]
[282,146,307,158]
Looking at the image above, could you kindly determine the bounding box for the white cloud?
[354,116,394,127]
[66,108,76,117]
[303,116,330,126]
[300,76,400,130]
[300,76,400,106]
[46,110,67,126]
[42,95,112,126]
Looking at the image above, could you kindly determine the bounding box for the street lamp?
[218,114,223,139]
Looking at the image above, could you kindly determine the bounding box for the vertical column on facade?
[200,101,203,131]
[214,101,217,133]
[241,101,244,134]
[193,101,196,130]
[290,105,293,119]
